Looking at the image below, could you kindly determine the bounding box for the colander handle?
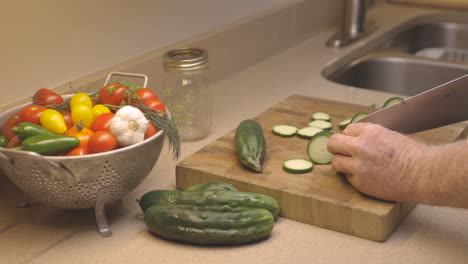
[104,72,148,87]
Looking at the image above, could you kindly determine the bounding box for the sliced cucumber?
[350,112,368,123]
[338,118,351,130]
[307,131,334,165]
[272,125,298,137]
[283,159,314,174]
[311,112,331,121]
[382,97,404,108]
[297,126,323,139]
[308,120,332,130]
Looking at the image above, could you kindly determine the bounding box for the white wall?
[1,0,289,106]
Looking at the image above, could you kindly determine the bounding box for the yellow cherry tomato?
[71,104,95,128]
[40,109,68,134]
[70,93,93,109]
[92,104,111,117]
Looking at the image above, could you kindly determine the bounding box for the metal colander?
[0,72,165,237]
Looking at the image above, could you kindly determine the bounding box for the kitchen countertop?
[1,3,468,263]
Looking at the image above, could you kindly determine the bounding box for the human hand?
[327,122,428,202]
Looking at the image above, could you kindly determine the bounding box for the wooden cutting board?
[176,95,464,242]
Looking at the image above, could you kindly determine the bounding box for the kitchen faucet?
[327,0,374,48]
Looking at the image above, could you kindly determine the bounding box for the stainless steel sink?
[389,22,468,55]
[324,18,468,95]
[328,55,468,96]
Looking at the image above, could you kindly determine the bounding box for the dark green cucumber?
[12,122,56,140]
[185,181,237,192]
[144,205,274,245]
[382,97,404,108]
[138,189,280,218]
[16,134,80,155]
[234,119,266,173]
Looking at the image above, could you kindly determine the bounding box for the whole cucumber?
[17,134,80,155]
[234,119,266,173]
[144,205,274,245]
[138,189,280,218]
[12,122,56,140]
[184,181,238,192]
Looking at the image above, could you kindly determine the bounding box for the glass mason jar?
[161,48,211,141]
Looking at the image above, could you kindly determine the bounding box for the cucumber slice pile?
[283,159,314,174]
[308,120,332,130]
[297,126,323,139]
[272,125,298,137]
[311,112,331,121]
[307,131,334,165]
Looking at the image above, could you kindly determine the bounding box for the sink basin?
[328,56,468,96]
[390,22,468,54]
[324,18,468,96]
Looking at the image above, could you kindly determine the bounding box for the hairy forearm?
[412,141,468,208]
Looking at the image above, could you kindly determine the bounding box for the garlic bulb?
[110,106,149,147]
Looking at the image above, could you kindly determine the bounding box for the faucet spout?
[327,0,373,48]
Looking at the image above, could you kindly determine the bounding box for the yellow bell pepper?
[71,104,95,128]
[40,109,68,134]
[70,93,93,109]
[92,104,111,117]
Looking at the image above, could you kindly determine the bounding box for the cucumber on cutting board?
[272,125,298,137]
[338,118,351,130]
[382,97,404,108]
[308,120,332,130]
[283,159,313,174]
[350,112,368,123]
[307,131,334,165]
[296,126,323,139]
[311,112,331,121]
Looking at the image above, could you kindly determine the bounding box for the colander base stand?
[95,187,112,237]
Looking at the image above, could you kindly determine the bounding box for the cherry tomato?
[88,131,118,153]
[144,98,166,113]
[65,122,94,148]
[66,146,90,156]
[98,83,129,106]
[145,122,159,139]
[59,110,73,129]
[32,88,64,107]
[128,88,159,105]
[90,113,115,133]
[19,105,47,125]
[2,111,22,139]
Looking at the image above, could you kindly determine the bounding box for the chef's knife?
[357,73,468,134]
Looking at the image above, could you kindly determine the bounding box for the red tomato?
[145,122,159,139]
[19,105,47,125]
[98,83,129,106]
[2,111,22,139]
[66,147,90,156]
[137,88,158,102]
[32,88,64,107]
[144,98,166,113]
[65,123,94,148]
[59,110,73,129]
[88,131,118,153]
[6,135,21,148]
[90,113,115,133]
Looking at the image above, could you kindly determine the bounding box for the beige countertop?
[1,3,468,264]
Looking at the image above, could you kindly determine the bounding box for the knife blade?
[357,73,468,134]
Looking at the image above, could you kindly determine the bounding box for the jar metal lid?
[163,48,208,70]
